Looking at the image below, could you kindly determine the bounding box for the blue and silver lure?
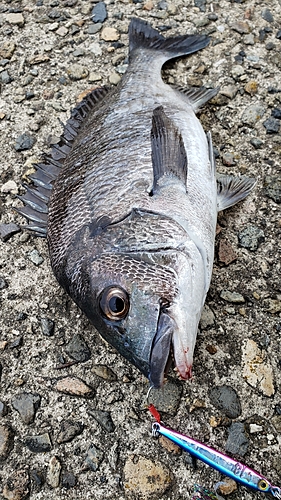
[151,420,281,498]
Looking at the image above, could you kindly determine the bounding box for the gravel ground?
[0,0,280,499]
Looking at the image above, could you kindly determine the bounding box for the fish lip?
[148,310,174,388]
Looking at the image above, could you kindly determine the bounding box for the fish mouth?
[149,310,193,387]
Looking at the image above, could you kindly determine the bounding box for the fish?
[151,421,281,498]
[17,18,256,388]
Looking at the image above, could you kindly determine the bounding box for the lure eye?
[99,286,129,321]
[258,479,269,491]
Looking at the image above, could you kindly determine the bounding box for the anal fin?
[176,86,219,112]
[217,174,256,211]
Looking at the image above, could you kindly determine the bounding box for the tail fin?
[129,17,210,59]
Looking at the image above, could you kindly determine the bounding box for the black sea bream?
[18,18,255,388]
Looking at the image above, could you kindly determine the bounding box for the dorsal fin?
[151,106,187,194]
[16,86,110,236]
[175,86,219,112]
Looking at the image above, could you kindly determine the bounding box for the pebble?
[14,133,35,151]
[85,443,104,471]
[67,64,89,81]
[264,176,281,203]
[194,0,206,12]
[57,420,83,444]
[61,472,77,489]
[0,424,14,460]
[238,225,265,251]
[242,339,274,397]
[261,8,274,23]
[92,2,107,23]
[159,435,181,454]
[245,80,258,94]
[40,317,55,336]
[242,103,266,126]
[222,152,235,167]
[147,379,182,415]
[88,23,102,35]
[101,27,120,42]
[11,392,41,424]
[28,249,44,266]
[25,432,52,453]
[0,401,7,417]
[217,478,237,496]
[249,423,263,433]
[209,385,241,419]
[2,469,30,500]
[244,34,255,45]
[0,223,21,242]
[109,72,121,85]
[56,26,68,37]
[91,364,117,381]
[271,415,281,433]
[220,290,245,304]
[123,455,171,498]
[46,456,61,488]
[1,180,18,195]
[225,422,248,456]
[88,42,103,57]
[6,13,25,27]
[250,137,263,149]
[263,117,280,134]
[54,376,94,397]
[272,108,281,119]
[0,42,16,59]
[88,72,102,83]
[220,85,238,99]
[88,409,115,433]
[218,239,237,265]
[264,299,281,314]
[199,304,215,329]
[1,71,13,84]
[65,333,91,362]
[231,21,250,34]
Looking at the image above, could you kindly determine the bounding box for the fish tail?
[129,17,210,60]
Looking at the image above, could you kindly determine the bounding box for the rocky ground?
[0,0,280,499]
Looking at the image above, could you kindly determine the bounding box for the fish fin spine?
[176,86,219,112]
[217,174,256,211]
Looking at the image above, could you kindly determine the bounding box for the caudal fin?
[129,17,210,59]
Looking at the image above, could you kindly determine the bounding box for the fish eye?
[99,286,129,321]
[258,479,269,491]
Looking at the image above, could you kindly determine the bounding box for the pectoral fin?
[217,174,256,211]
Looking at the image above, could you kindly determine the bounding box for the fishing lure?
[150,415,281,498]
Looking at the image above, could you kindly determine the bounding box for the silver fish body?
[18,19,255,387]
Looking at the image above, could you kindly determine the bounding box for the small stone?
[159,435,181,454]
[46,456,61,488]
[244,34,255,45]
[56,26,68,37]
[88,72,102,83]
[28,249,44,266]
[91,364,117,381]
[194,18,210,28]
[271,415,281,433]
[209,385,241,419]
[57,420,83,444]
[225,422,248,456]
[263,117,280,134]
[123,455,171,497]
[231,21,250,34]
[264,299,281,314]
[147,379,182,415]
[238,225,265,251]
[249,423,263,433]
[11,392,41,424]
[0,277,7,289]
[265,42,275,51]
[199,304,215,329]
[206,344,217,354]
[1,180,18,195]
[67,64,88,81]
[61,472,77,489]
[88,409,115,433]
[0,42,16,59]
[264,176,281,204]
[1,71,13,84]
[0,424,14,460]
[250,137,263,149]
[30,469,44,489]
[143,1,154,10]
[6,13,25,27]
[2,469,30,500]
[40,318,55,336]
[54,376,94,397]
[271,108,281,119]
[276,30,281,40]
[217,478,237,496]
[88,23,102,35]
[222,152,235,167]
[242,103,266,126]
[25,433,52,453]
[65,333,91,362]
[0,223,21,242]
[0,401,7,416]
[245,81,258,94]
[85,444,103,471]
[29,54,50,65]
[242,339,275,397]
[101,27,120,42]
[261,8,274,23]
[218,239,237,265]
[15,133,35,152]
[189,398,206,413]
[109,72,121,85]
[194,0,206,12]
[92,2,107,23]
[220,290,245,304]
[220,85,238,99]
[88,42,103,56]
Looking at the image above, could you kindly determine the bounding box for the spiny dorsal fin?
[129,17,210,59]
[217,174,256,211]
[151,106,187,193]
[17,86,110,237]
